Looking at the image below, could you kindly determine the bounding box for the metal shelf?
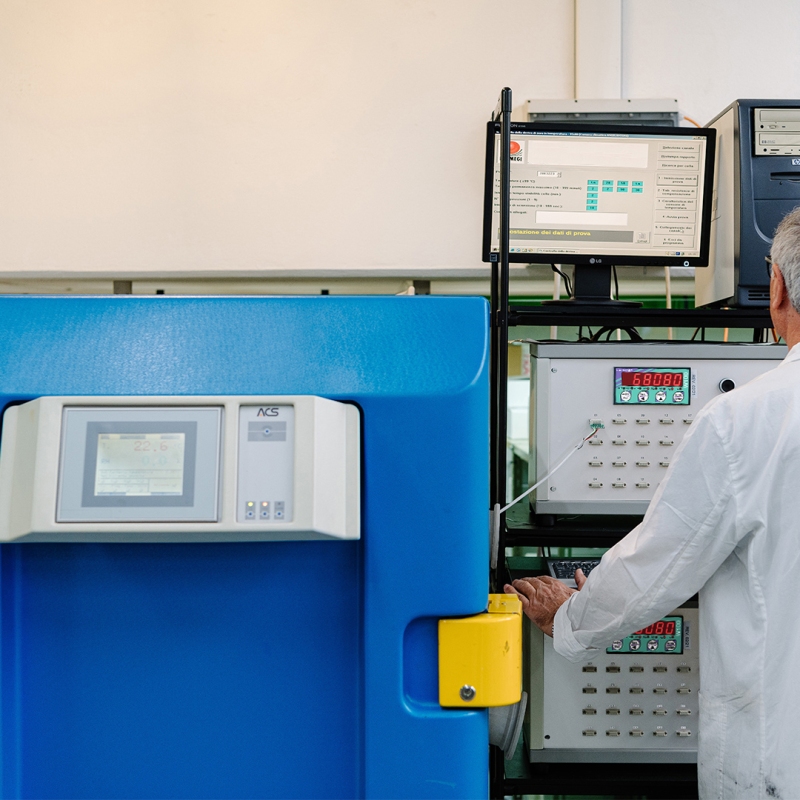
[509,303,772,329]
[505,503,641,548]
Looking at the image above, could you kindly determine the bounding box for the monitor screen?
[482,121,716,267]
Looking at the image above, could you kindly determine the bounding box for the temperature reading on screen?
[95,433,186,496]
[621,371,684,387]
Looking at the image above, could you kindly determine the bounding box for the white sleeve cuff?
[553,594,601,663]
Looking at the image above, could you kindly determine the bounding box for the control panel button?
[612,439,627,446]
[677,728,692,737]
[582,686,597,694]
[606,665,620,673]
[653,665,667,673]
[630,728,644,737]
[636,418,651,425]
[583,729,597,737]
[589,481,603,488]
[583,707,597,715]
[606,707,620,715]
[606,729,621,737]
[636,481,650,488]
[629,707,644,715]
[611,460,626,467]
[629,665,644,673]
[636,460,650,467]
[659,418,674,425]
[606,686,621,694]
[589,459,603,467]
[636,440,651,446]
[629,686,644,694]
[611,481,626,489]
[677,665,691,673]
[582,665,597,673]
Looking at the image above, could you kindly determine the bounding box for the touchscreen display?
[94,432,186,496]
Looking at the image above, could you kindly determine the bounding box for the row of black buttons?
[582,728,691,737]
[582,686,691,694]
[582,665,690,673]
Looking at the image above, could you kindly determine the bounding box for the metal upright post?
[490,87,512,592]
[490,88,513,800]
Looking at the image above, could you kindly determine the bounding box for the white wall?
[623,0,800,127]
[0,0,798,279]
[0,0,572,277]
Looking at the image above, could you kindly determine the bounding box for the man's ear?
[771,264,787,309]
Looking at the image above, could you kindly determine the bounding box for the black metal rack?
[487,87,774,799]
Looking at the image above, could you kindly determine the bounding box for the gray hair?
[771,207,800,313]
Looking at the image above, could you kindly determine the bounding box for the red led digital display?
[632,621,676,636]
[620,372,684,387]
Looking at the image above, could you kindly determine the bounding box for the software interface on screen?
[487,128,711,262]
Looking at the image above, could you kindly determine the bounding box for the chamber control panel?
[526,603,699,763]
[530,342,785,515]
[237,405,295,523]
[0,395,360,542]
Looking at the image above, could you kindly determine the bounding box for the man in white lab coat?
[506,208,800,800]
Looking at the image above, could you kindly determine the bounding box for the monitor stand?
[543,265,642,307]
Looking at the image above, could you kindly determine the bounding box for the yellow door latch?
[438,594,522,707]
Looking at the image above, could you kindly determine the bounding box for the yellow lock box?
[438,594,522,707]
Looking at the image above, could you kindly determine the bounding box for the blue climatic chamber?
[0,296,489,800]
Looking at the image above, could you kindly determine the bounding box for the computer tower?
[696,99,800,307]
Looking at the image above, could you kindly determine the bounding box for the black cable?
[690,327,700,341]
[590,326,643,342]
[612,264,620,301]
[551,264,573,298]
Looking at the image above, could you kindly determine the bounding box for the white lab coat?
[554,344,800,800]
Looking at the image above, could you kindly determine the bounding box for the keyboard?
[547,557,601,587]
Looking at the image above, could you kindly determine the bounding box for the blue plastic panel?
[0,296,490,799]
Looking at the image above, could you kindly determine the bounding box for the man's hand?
[504,569,587,637]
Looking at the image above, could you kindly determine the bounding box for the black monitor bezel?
[481,120,717,268]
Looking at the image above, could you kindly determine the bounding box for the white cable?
[490,427,599,569]
[500,429,598,514]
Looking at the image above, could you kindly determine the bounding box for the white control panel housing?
[530,342,786,514]
[0,395,360,542]
[526,604,699,763]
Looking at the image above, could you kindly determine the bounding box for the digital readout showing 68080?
[607,616,684,655]
[614,367,691,406]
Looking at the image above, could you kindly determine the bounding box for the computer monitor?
[482,121,716,303]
